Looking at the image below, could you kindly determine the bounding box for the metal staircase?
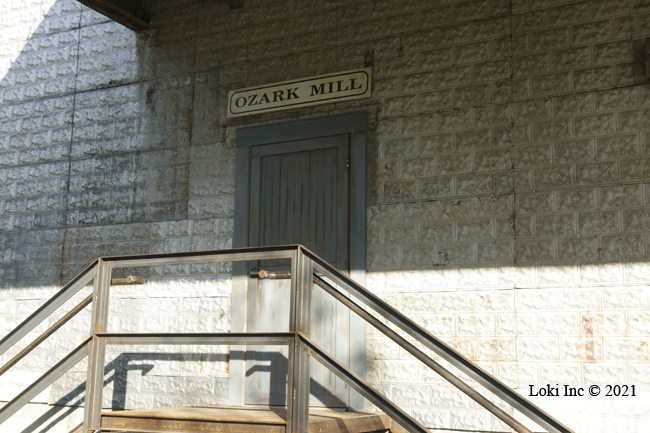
[0,245,575,433]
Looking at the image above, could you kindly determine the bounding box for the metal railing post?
[83,260,111,432]
[286,248,313,433]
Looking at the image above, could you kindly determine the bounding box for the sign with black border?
[227,68,372,118]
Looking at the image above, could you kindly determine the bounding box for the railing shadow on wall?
[0,245,576,433]
[20,349,344,433]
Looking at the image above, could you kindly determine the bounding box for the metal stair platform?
[99,405,391,433]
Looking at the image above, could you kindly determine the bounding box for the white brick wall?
[2,0,650,431]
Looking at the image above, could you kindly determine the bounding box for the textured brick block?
[573,66,615,91]
[456,173,492,195]
[557,236,600,260]
[473,59,511,83]
[593,40,633,65]
[455,40,491,65]
[515,144,552,167]
[596,134,639,159]
[436,242,476,265]
[536,213,576,236]
[512,10,548,34]
[516,238,555,262]
[533,72,572,97]
[367,248,400,270]
[419,133,453,155]
[401,115,435,136]
[533,118,572,142]
[420,221,455,243]
[583,363,627,385]
[401,71,436,93]
[404,201,436,222]
[554,139,594,163]
[419,89,453,112]
[439,198,474,220]
[513,53,549,77]
[532,27,571,52]
[435,65,472,88]
[494,215,522,238]
[381,137,418,159]
[575,112,617,137]
[572,20,612,45]
[418,47,454,70]
[604,338,650,361]
[420,314,455,335]
[385,224,418,246]
[400,157,435,179]
[383,94,418,116]
[456,128,491,151]
[548,1,590,26]
[383,180,417,201]
[516,191,554,214]
[535,165,574,189]
[477,240,515,263]
[437,153,473,175]
[556,188,597,211]
[559,287,602,309]
[599,184,643,208]
[601,233,645,258]
[576,161,618,185]
[457,219,494,241]
[455,84,491,107]
[384,53,417,76]
[539,312,580,335]
[476,194,513,217]
[475,103,512,126]
[420,5,454,27]
[401,29,437,52]
[579,210,620,234]
[438,22,474,46]
[419,176,454,198]
[553,93,593,117]
[373,76,400,97]
[518,337,559,360]
[475,149,511,172]
[402,245,435,268]
[619,157,650,181]
[368,204,403,226]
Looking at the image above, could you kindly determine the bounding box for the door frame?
[230,112,367,410]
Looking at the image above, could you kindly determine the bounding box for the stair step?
[100,405,391,432]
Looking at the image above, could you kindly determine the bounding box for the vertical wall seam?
[58,6,84,286]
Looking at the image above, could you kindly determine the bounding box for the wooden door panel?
[245,134,350,407]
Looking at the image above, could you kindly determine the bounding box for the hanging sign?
[227,68,372,118]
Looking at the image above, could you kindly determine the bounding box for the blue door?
[245,135,350,406]
[231,113,367,410]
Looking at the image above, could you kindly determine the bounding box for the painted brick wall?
[1,0,650,432]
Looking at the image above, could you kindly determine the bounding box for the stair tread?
[100,405,390,432]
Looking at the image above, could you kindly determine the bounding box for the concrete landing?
[100,405,391,433]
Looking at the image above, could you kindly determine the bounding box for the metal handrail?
[0,295,93,378]
[0,245,574,433]
[312,275,532,433]
[302,247,575,433]
[0,337,93,425]
[299,332,429,433]
[0,246,309,433]
[0,263,96,357]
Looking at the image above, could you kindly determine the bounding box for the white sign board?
[227,68,372,118]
